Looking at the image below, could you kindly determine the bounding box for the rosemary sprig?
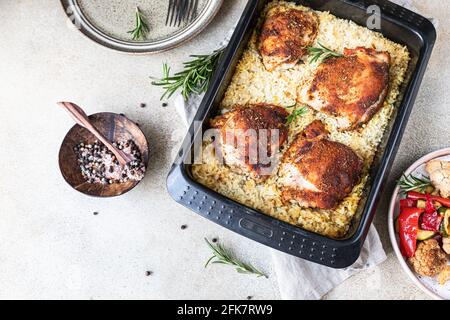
[398,174,432,193]
[308,42,343,64]
[151,48,225,101]
[204,238,267,278]
[285,102,297,108]
[128,7,149,41]
[286,105,308,124]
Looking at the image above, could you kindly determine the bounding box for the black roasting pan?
[167,0,436,268]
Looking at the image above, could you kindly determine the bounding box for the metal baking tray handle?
[239,217,274,238]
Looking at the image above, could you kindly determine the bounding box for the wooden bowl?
[59,112,149,197]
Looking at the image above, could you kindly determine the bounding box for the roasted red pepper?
[400,198,416,209]
[425,195,435,214]
[398,207,424,258]
[420,211,443,231]
[407,191,450,208]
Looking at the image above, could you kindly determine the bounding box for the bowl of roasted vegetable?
[389,148,450,300]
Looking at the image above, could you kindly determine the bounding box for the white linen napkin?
[270,225,386,299]
[173,0,433,300]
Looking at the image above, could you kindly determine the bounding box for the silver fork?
[166,0,198,27]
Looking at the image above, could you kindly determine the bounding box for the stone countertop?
[0,0,448,299]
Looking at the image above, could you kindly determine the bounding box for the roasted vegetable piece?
[408,239,447,277]
[438,206,447,214]
[425,160,450,198]
[417,230,436,241]
[400,198,417,209]
[438,266,450,285]
[442,209,450,237]
[440,220,448,237]
[420,211,443,232]
[407,191,450,208]
[442,237,450,254]
[398,207,424,258]
[425,195,435,215]
[416,199,426,208]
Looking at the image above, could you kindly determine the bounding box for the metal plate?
[61,0,223,54]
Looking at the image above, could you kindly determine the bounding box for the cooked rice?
[191,0,410,238]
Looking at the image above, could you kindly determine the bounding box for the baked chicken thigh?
[259,5,319,71]
[299,47,390,130]
[278,120,363,209]
[210,104,289,178]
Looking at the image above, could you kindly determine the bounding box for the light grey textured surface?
[0,0,448,300]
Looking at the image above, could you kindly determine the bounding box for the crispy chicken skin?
[299,47,391,130]
[278,120,363,209]
[210,104,289,178]
[259,6,319,71]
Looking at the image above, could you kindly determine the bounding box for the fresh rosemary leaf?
[204,238,267,278]
[151,48,225,101]
[398,174,432,193]
[128,7,149,41]
[286,106,308,124]
[308,42,343,64]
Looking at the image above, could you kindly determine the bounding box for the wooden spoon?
[58,101,134,166]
